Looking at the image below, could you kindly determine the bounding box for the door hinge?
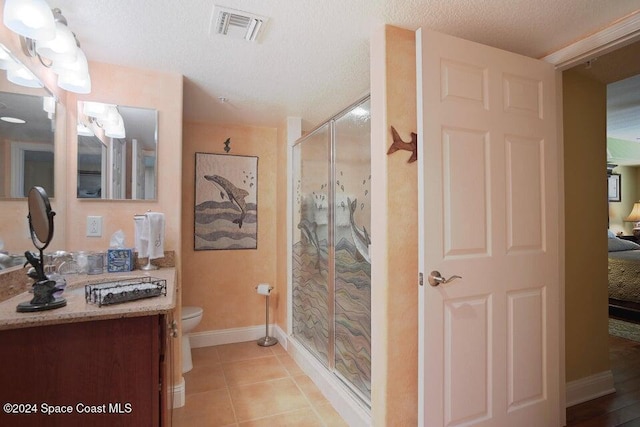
[169,320,178,338]
[419,272,424,286]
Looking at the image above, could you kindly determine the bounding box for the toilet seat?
[182,306,203,320]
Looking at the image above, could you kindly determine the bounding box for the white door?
[417,28,560,426]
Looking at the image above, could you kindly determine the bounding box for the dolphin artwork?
[298,218,324,272]
[347,197,371,264]
[204,174,249,228]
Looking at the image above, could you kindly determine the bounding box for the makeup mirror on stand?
[16,186,66,312]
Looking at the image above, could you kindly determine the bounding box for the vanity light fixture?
[3,1,91,94]
[80,101,126,139]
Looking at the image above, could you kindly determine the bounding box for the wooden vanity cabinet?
[0,315,170,426]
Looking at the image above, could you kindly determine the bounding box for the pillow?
[608,237,640,252]
[608,229,616,239]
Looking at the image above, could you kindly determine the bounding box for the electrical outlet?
[87,216,102,237]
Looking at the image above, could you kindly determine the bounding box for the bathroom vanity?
[0,268,176,427]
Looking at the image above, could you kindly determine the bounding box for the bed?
[608,231,640,320]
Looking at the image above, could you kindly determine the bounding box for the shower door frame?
[288,94,372,407]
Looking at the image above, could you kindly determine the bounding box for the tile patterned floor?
[173,341,349,426]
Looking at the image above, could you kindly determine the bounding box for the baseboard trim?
[288,338,371,427]
[273,324,288,350]
[172,376,185,408]
[566,370,616,407]
[189,324,277,348]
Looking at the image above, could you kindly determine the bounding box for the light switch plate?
[87,216,102,237]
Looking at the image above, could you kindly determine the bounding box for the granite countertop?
[0,268,176,331]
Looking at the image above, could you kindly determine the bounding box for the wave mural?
[292,234,371,400]
[335,238,371,399]
[195,200,257,250]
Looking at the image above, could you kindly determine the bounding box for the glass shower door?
[333,98,371,402]
[292,123,330,366]
[291,96,371,405]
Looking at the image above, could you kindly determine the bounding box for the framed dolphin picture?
[194,153,258,250]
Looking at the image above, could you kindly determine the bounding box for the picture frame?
[194,153,258,250]
[608,173,621,202]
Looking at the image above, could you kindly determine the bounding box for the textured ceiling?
[49,0,640,130]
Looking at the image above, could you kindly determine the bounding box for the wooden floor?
[566,326,640,426]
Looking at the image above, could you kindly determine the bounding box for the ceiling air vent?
[211,6,267,42]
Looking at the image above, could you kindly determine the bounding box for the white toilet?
[181,306,203,373]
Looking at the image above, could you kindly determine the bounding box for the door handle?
[427,271,462,287]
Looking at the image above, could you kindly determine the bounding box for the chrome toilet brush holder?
[257,285,277,347]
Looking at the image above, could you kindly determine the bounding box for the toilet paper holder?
[255,284,277,347]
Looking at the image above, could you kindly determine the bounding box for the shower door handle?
[427,271,462,287]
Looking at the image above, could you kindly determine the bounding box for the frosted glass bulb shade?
[35,22,78,63]
[42,96,55,114]
[3,0,56,41]
[77,122,94,137]
[52,48,88,75]
[104,114,125,139]
[82,101,109,118]
[6,63,43,88]
[57,70,91,94]
[100,106,120,126]
[0,47,14,70]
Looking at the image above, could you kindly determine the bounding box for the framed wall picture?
[194,153,258,250]
[608,173,621,202]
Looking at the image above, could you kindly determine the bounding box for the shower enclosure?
[292,96,371,405]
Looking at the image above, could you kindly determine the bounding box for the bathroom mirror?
[27,186,54,250]
[77,101,158,200]
[0,80,56,199]
[17,185,66,313]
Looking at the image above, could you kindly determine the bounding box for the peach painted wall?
[275,119,288,331]
[63,61,183,255]
[181,122,278,332]
[370,25,419,425]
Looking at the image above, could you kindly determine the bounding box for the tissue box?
[107,249,134,272]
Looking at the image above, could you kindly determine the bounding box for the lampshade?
[625,203,640,223]
[104,114,125,139]
[0,46,14,70]
[6,63,43,88]
[35,21,78,63]
[82,101,109,118]
[52,47,89,76]
[57,70,91,94]
[3,0,56,41]
[77,122,94,137]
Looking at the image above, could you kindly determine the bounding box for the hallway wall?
[563,68,610,382]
